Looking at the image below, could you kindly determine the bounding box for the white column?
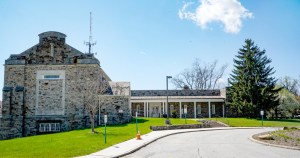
[194,102,196,119]
[179,102,182,119]
[222,103,225,118]
[144,102,146,117]
[146,102,149,117]
[208,101,211,118]
[160,102,162,118]
[166,102,168,117]
[162,102,165,114]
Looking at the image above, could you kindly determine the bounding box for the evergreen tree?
[228,39,281,118]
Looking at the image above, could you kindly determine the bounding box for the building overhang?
[131,96,225,103]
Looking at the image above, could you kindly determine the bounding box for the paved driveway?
[123,128,300,158]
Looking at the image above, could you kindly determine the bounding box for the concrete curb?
[114,127,261,158]
[215,121,230,127]
[249,134,300,151]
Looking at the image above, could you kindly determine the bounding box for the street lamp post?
[104,114,107,144]
[260,110,264,127]
[166,76,172,124]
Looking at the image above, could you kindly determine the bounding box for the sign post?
[260,110,264,127]
[104,114,107,144]
[184,105,187,124]
[135,111,138,134]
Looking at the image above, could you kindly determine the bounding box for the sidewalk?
[78,127,261,158]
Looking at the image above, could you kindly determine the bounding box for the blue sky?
[0,0,300,100]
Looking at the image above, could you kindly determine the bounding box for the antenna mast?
[85,12,96,54]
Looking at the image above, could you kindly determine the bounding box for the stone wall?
[1,64,131,140]
[200,102,209,117]
[150,123,211,131]
[37,79,64,115]
[0,31,130,140]
[131,102,145,117]
[98,95,131,125]
[212,102,223,117]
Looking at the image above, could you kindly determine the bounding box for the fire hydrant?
[136,131,141,140]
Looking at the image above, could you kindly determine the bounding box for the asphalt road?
[123,128,300,158]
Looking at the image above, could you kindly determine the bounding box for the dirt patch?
[253,128,300,148]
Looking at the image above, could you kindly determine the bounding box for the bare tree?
[278,76,299,95]
[97,79,111,126]
[172,59,228,90]
[84,72,110,133]
[110,82,130,96]
[84,80,100,133]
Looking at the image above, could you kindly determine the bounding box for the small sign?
[104,115,108,124]
[184,105,187,114]
[184,109,187,114]
[260,110,264,116]
[136,111,138,117]
[119,109,123,113]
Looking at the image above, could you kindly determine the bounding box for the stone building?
[131,89,226,118]
[0,31,131,140]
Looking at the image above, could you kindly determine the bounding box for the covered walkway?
[131,89,226,118]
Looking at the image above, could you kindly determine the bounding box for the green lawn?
[0,118,198,158]
[209,118,300,127]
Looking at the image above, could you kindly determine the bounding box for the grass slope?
[210,118,300,127]
[0,118,198,158]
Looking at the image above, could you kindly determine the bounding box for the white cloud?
[179,0,253,34]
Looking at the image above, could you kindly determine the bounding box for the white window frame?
[39,123,61,132]
[212,104,216,115]
[184,105,188,114]
[170,105,174,113]
[136,104,140,114]
[197,104,201,114]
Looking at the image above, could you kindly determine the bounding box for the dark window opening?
[44,75,60,79]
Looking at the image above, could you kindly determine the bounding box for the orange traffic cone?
[136,131,141,140]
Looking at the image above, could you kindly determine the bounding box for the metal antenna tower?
[85,12,96,54]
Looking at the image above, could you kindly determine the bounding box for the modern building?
[131,89,226,118]
[0,31,131,140]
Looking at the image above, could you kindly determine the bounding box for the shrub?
[171,110,177,118]
[162,113,167,118]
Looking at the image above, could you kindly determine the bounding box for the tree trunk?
[90,112,95,133]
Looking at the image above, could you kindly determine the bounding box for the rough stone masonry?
[0,31,131,140]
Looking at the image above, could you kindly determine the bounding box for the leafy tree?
[228,39,281,118]
[268,88,300,118]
